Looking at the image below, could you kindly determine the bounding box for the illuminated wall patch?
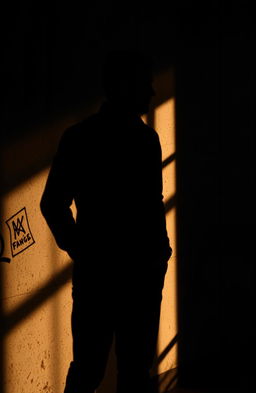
[5,207,35,257]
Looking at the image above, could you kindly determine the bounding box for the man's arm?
[40,127,78,259]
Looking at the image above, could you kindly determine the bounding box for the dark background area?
[175,2,254,392]
[1,1,255,392]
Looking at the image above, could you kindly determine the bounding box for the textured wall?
[1,65,176,393]
[0,168,73,393]
[145,68,178,375]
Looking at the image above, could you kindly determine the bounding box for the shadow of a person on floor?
[40,49,172,393]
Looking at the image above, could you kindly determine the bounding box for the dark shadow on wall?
[162,153,176,169]
[2,0,176,197]
[150,335,179,393]
[156,334,179,367]
[0,263,72,337]
[1,65,174,198]
[0,98,101,198]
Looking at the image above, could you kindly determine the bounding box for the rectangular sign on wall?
[6,207,35,257]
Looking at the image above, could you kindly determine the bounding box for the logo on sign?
[6,207,35,257]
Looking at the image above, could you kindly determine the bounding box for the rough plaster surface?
[0,68,177,392]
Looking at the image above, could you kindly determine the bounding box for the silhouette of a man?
[40,50,172,393]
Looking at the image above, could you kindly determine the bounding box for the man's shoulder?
[64,113,99,136]
[60,113,102,149]
[143,122,158,135]
[140,121,160,144]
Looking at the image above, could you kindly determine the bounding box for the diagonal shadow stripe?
[162,153,176,169]
[165,372,178,392]
[0,262,72,337]
[156,334,179,366]
[164,194,176,214]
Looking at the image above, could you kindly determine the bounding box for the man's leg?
[115,261,167,393]
[64,265,115,393]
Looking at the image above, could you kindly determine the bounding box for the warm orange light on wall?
[1,69,177,393]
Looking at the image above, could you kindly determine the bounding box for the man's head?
[102,49,155,115]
